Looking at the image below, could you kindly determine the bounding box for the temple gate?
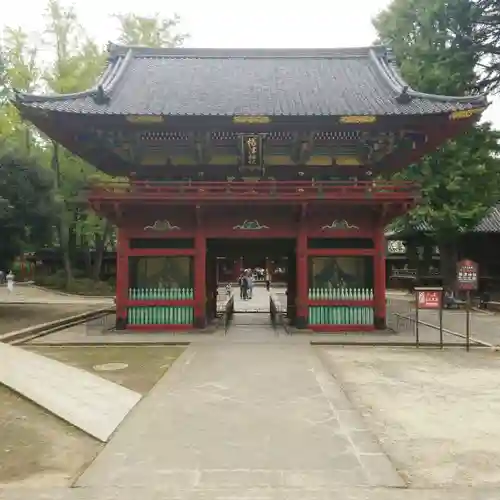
[15,45,486,332]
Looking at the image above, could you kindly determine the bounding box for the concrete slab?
[0,342,141,442]
[76,342,403,490]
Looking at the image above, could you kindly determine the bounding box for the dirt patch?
[23,346,185,394]
[321,346,500,488]
[0,385,100,487]
[0,304,103,337]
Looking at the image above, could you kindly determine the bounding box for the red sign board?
[417,290,442,309]
[457,259,478,291]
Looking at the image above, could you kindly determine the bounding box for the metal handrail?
[223,293,234,335]
[270,292,290,335]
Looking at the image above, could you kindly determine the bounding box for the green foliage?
[36,270,115,296]
[473,0,500,92]
[0,147,55,270]
[115,13,187,47]
[375,0,500,236]
[0,0,187,281]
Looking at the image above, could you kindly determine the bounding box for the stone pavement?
[75,341,402,490]
[0,342,141,441]
[0,284,113,304]
[2,329,500,499]
[233,285,271,312]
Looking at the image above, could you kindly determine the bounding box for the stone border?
[0,308,114,343]
[313,346,406,488]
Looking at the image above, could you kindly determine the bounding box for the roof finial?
[385,47,396,63]
[93,85,110,105]
[396,85,412,104]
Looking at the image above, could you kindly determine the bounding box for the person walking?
[265,270,271,291]
[246,271,254,299]
[6,270,14,293]
[239,273,246,299]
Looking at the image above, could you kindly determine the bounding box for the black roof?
[386,204,500,236]
[15,45,487,117]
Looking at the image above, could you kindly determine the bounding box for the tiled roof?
[474,204,500,232]
[14,45,487,117]
[386,204,500,236]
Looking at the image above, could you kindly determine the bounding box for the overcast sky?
[1,0,498,127]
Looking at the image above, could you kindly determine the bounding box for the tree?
[115,13,186,47]
[1,27,42,154]
[375,0,500,285]
[0,147,55,271]
[41,0,110,285]
[473,0,500,92]
[1,2,188,288]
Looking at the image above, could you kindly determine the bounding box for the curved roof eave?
[13,47,133,105]
[369,49,488,107]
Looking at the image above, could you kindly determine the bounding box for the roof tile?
[16,46,487,117]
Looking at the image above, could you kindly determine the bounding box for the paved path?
[0,342,141,441]
[76,342,402,491]
[0,284,113,304]
[233,285,271,312]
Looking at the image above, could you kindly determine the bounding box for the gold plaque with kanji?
[240,134,263,168]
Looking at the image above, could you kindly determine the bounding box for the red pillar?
[194,229,206,329]
[296,223,308,329]
[116,229,129,330]
[373,226,386,329]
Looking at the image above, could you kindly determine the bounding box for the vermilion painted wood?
[307,248,375,256]
[296,222,308,323]
[111,202,391,331]
[310,324,376,332]
[194,230,206,326]
[116,231,129,323]
[127,324,193,332]
[125,300,195,306]
[88,180,419,204]
[308,300,374,307]
[123,230,196,239]
[306,230,374,238]
[122,228,376,239]
[373,227,386,325]
[90,179,416,193]
[127,248,196,257]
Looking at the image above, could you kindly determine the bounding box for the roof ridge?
[107,43,384,59]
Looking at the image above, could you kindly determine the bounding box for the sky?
[1,0,498,127]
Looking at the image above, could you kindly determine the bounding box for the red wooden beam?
[127,248,195,257]
[307,249,375,256]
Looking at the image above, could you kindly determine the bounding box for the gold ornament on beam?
[339,115,377,124]
[449,108,485,120]
[233,115,270,124]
